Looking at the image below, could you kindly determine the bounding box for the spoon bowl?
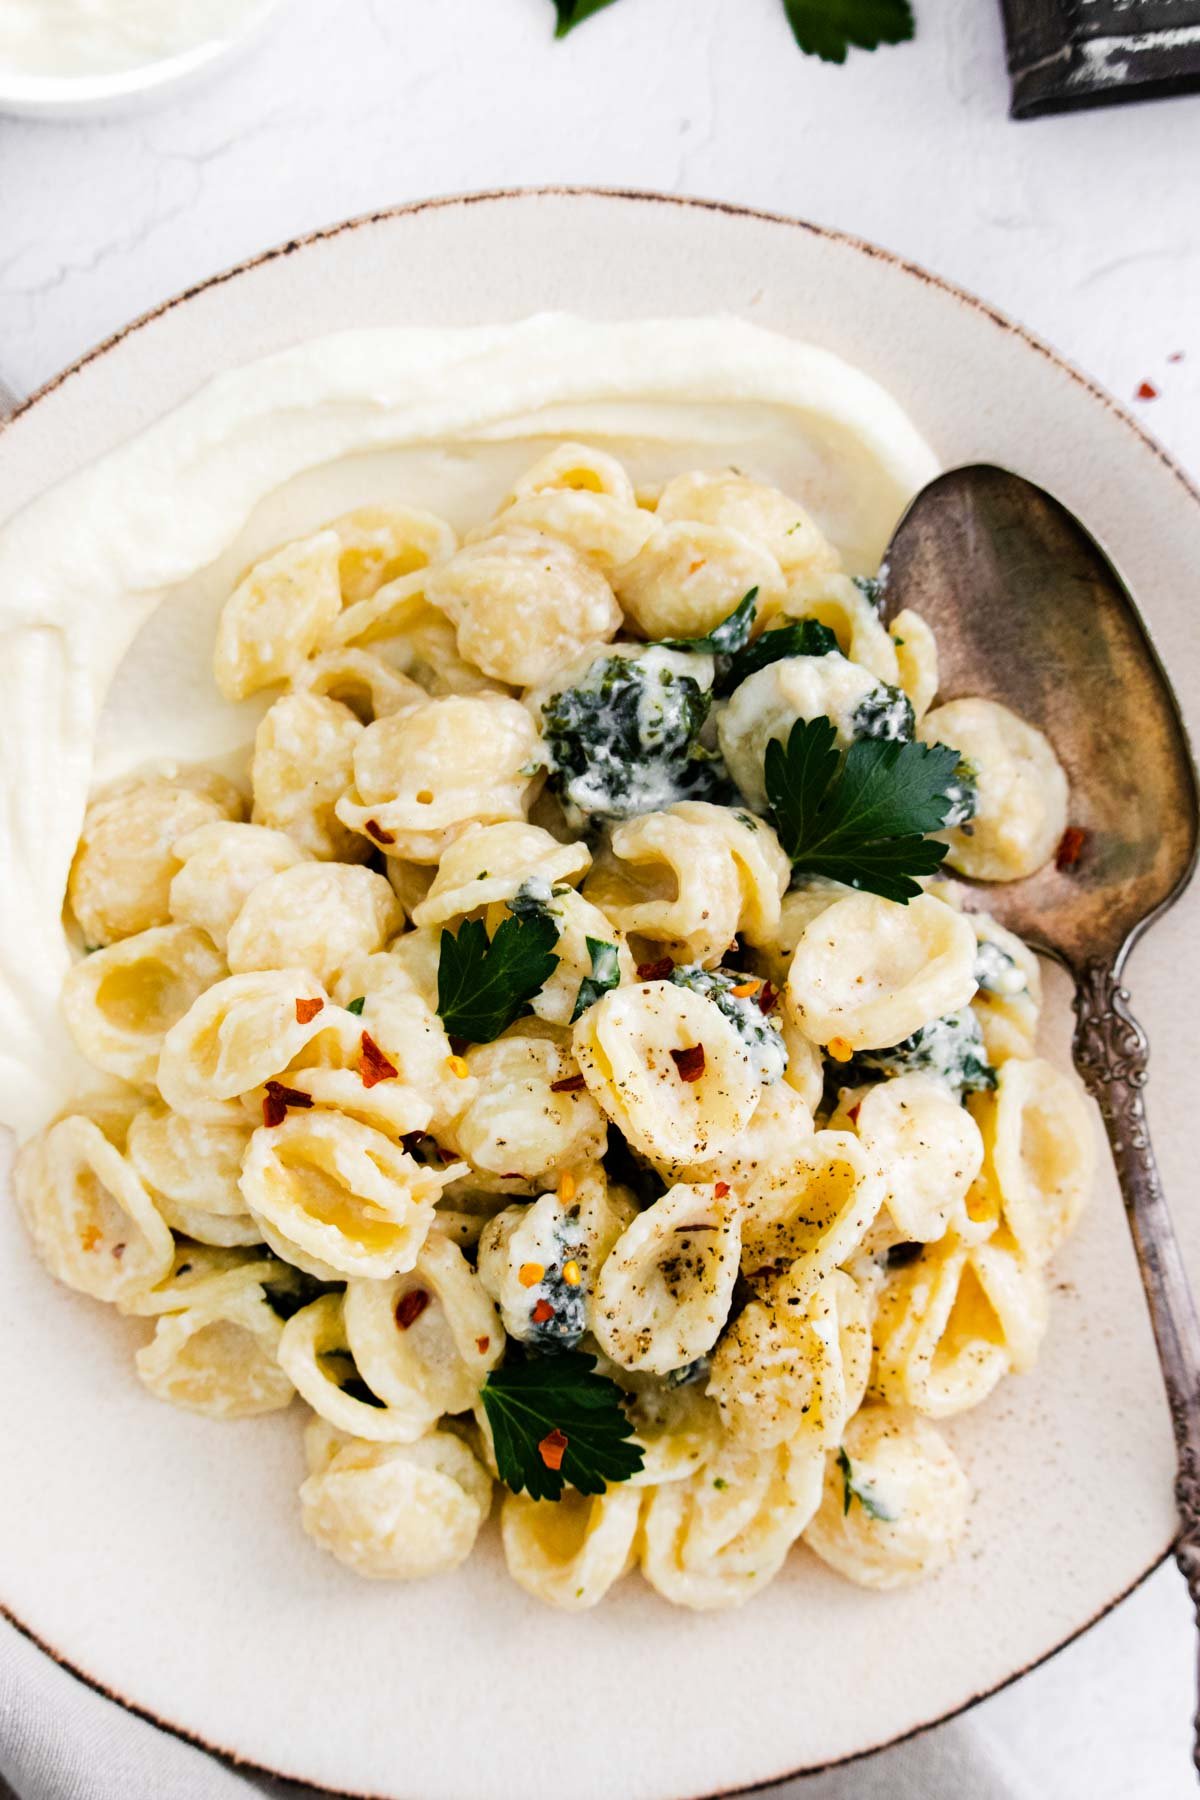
[881,462,1200,1771]
[880,464,1199,966]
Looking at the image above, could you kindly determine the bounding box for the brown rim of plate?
[0,186,1193,1796]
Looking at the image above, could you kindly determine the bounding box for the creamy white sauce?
[0,0,259,80]
[0,314,939,1140]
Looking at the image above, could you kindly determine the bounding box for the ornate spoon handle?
[1073,957,1200,1771]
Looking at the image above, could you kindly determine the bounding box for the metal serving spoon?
[881,464,1200,1764]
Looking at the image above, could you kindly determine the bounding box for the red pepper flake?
[538,1428,568,1472]
[670,1044,706,1083]
[531,1298,555,1324]
[637,957,675,981]
[295,996,324,1025]
[1055,826,1088,872]
[400,1130,427,1153]
[714,1181,730,1199]
[757,981,779,1014]
[359,1031,399,1087]
[476,1335,490,1354]
[1135,380,1158,401]
[364,818,396,845]
[112,1242,126,1260]
[549,1073,586,1093]
[1168,351,1185,364]
[262,1079,314,1127]
[847,1101,862,1126]
[394,1288,430,1330]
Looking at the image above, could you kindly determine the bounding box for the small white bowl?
[0,0,289,119]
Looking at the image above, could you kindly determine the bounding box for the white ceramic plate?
[0,0,289,119]
[0,190,1196,1800]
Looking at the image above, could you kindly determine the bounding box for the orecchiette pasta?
[68,769,243,947]
[584,803,790,968]
[411,822,590,931]
[289,646,428,722]
[13,1114,174,1303]
[502,1486,641,1610]
[708,1267,866,1453]
[126,1103,261,1247]
[591,1181,741,1375]
[639,1430,825,1610]
[342,1232,503,1434]
[334,694,540,862]
[225,863,402,987]
[241,1112,447,1280]
[573,981,762,1166]
[786,891,978,1051]
[328,503,457,600]
[739,1129,883,1300]
[968,1056,1095,1264]
[299,1418,492,1579]
[61,924,227,1086]
[136,1277,295,1418]
[615,520,785,642]
[425,527,622,686]
[214,530,343,702]
[653,469,840,579]
[870,1228,1044,1417]
[250,692,366,863]
[25,441,1094,1613]
[853,1072,984,1243]
[889,608,938,721]
[445,1028,607,1188]
[156,968,335,1118]
[804,1406,970,1589]
[918,698,1069,881]
[169,821,310,949]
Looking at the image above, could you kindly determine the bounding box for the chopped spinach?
[851,573,886,616]
[940,756,979,829]
[974,938,1027,997]
[714,617,838,697]
[845,1009,996,1096]
[851,683,915,743]
[540,648,727,825]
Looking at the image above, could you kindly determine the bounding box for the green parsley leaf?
[552,0,621,37]
[837,1447,899,1521]
[783,0,914,63]
[481,1348,644,1500]
[345,996,366,1017]
[570,936,622,1023]
[661,588,758,657]
[765,715,960,904]
[715,616,838,696]
[436,913,559,1045]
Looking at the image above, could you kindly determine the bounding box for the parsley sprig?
[765,715,960,904]
[436,912,559,1044]
[838,1447,899,1521]
[482,1349,645,1500]
[552,0,915,61]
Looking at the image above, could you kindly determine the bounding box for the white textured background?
[0,1,1197,1795]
